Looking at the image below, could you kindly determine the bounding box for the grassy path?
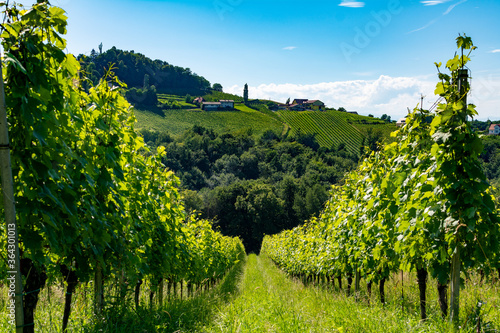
[204,254,368,332]
[204,254,311,332]
[203,254,494,333]
[206,254,391,332]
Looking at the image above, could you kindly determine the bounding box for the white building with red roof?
[291,99,325,111]
[489,124,500,135]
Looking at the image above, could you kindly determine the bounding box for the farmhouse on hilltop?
[220,100,235,108]
[292,99,308,105]
[489,123,500,135]
[201,102,221,111]
[290,99,325,111]
[201,99,234,111]
[288,104,305,111]
[303,100,325,111]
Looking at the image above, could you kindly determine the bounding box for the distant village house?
[201,102,221,111]
[201,99,234,111]
[220,100,235,109]
[289,104,305,111]
[289,99,325,111]
[292,99,308,105]
[303,100,325,111]
[489,123,500,135]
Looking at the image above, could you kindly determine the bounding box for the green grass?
[351,122,397,136]
[0,258,246,332]
[206,255,499,332]
[342,112,398,142]
[157,94,197,108]
[1,255,498,332]
[203,254,312,332]
[203,91,244,103]
[158,94,187,101]
[134,105,284,138]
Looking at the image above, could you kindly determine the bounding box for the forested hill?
[141,125,359,253]
[78,46,211,95]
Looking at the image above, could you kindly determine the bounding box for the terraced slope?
[134,104,284,137]
[337,111,397,138]
[277,110,397,155]
[278,110,362,155]
[135,94,397,154]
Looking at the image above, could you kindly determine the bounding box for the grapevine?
[0,2,245,331]
[262,35,499,324]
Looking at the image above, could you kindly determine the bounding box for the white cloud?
[489,49,500,53]
[421,0,451,5]
[338,1,365,8]
[469,74,500,120]
[227,76,435,120]
[409,18,438,33]
[283,46,297,51]
[411,0,467,33]
[443,0,467,15]
[226,75,500,120]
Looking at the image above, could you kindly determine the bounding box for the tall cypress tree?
[243,83,248,104]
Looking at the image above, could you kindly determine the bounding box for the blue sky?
[16,0,500,120]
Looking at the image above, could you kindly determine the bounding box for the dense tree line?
[140,126,358,252]
[471,119,500,132]
[78,47,212,104]
[140,123,500,253]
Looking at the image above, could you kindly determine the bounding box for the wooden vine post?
[94,263,104,316]
[449,67,469,325]
[0,58,25,333]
